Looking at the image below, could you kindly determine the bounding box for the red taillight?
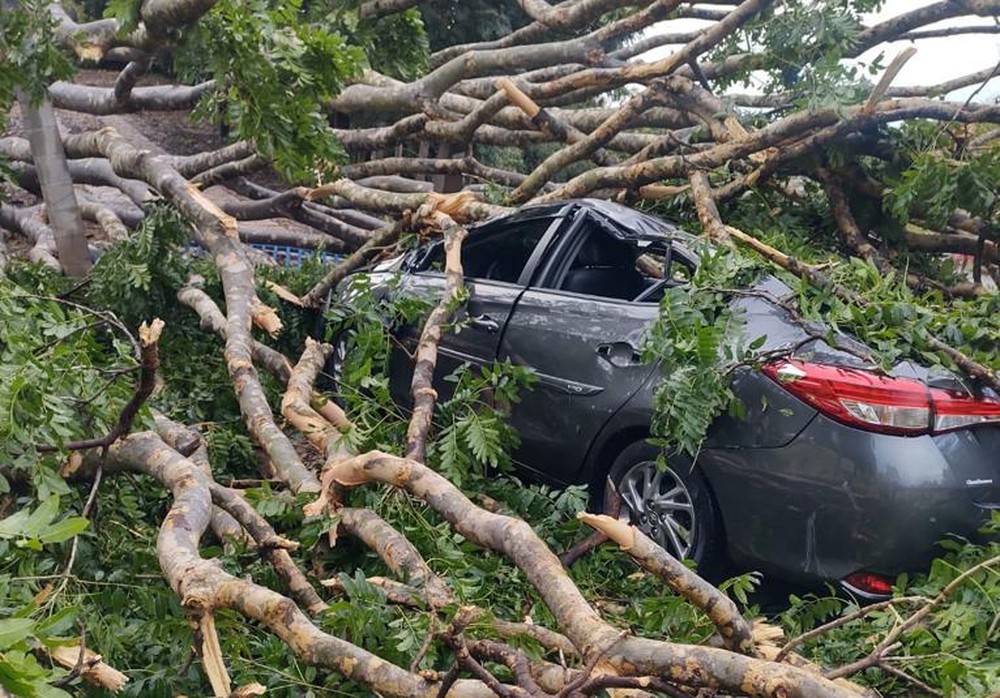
[843,571,894,597]
[932,389,1000,432]
[762,359,1000,436]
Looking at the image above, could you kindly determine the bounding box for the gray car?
[337,199,1000,597]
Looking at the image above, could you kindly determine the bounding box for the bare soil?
[2,69,319,255]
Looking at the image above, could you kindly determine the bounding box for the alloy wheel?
[617,459,696,559]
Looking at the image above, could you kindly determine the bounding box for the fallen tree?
[1,0,999,696]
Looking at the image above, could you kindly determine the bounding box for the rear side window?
[416,219,551,283]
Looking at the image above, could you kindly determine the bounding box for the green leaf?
[23,495,59,537]
[103,0,141,33]
[38,517,89,545]
[0,618,34,650]
[0,509,32,539]
[33,607,78,639]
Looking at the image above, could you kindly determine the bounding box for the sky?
[641,1,1000,102]
[861,0,1000,101]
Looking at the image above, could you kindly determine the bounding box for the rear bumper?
[701,414,999,583]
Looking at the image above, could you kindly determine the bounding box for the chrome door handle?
[596,341,642,367]
[469,314,500,333]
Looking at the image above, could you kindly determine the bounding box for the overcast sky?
[861,0,1000,100]
[642,1,1000,101]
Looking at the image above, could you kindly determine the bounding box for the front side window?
[554,226,692,302]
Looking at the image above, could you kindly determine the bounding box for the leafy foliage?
[643,244,763,456]
[0,496,88,550]
[715,0,886,101]
[173,0,364,181]
[0,0,74,130]
[0,265,146,695]
[0,498,88,697]
[88,205,194,328]
[430,360,535,486]
[319,3,429,82]
[0,271,142,492]
[0,609,76,698]
[886,149,1000,228]
[101,0,142,34]
[320,271,430,453]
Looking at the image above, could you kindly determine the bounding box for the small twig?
[409,615,437,673]
[52,460,105,597]
[52,623,88,687]
[704,286,877,365]
[938,58,1000,138]
[56,276,92,300]
[178,646,198,679]
[876,659,944,697]
[554,630,627,697]
[33,319,109,354]
[434,664,461,698]
[37,319,164,453]
[466,639,547,695]
[559,478,622,566]
[454,637,528,698]
[23,294,140,359]
[438,608,531,697]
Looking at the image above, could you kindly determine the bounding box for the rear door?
[500,221,668,484]
[390,216,562,403]
[501,293,659,484]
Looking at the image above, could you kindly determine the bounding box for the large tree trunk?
[15,90,91,276]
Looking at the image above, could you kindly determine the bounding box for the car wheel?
[607,441,723,573]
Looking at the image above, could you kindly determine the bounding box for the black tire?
[605,441,724,576]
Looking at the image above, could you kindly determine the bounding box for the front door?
[390,274,525,403]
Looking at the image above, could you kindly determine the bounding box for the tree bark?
[16,90,91,276]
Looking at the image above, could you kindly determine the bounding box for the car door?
[389,216,561,403]
[499,223,664,484]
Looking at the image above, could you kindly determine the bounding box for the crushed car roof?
[576,199,686,241]
[477,199,689,242]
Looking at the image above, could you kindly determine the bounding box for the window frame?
[532,213,698,304]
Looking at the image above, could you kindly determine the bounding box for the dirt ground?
[2,68,320,257]
[5,69,224,153]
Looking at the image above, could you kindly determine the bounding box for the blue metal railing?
[248,243,342,267]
